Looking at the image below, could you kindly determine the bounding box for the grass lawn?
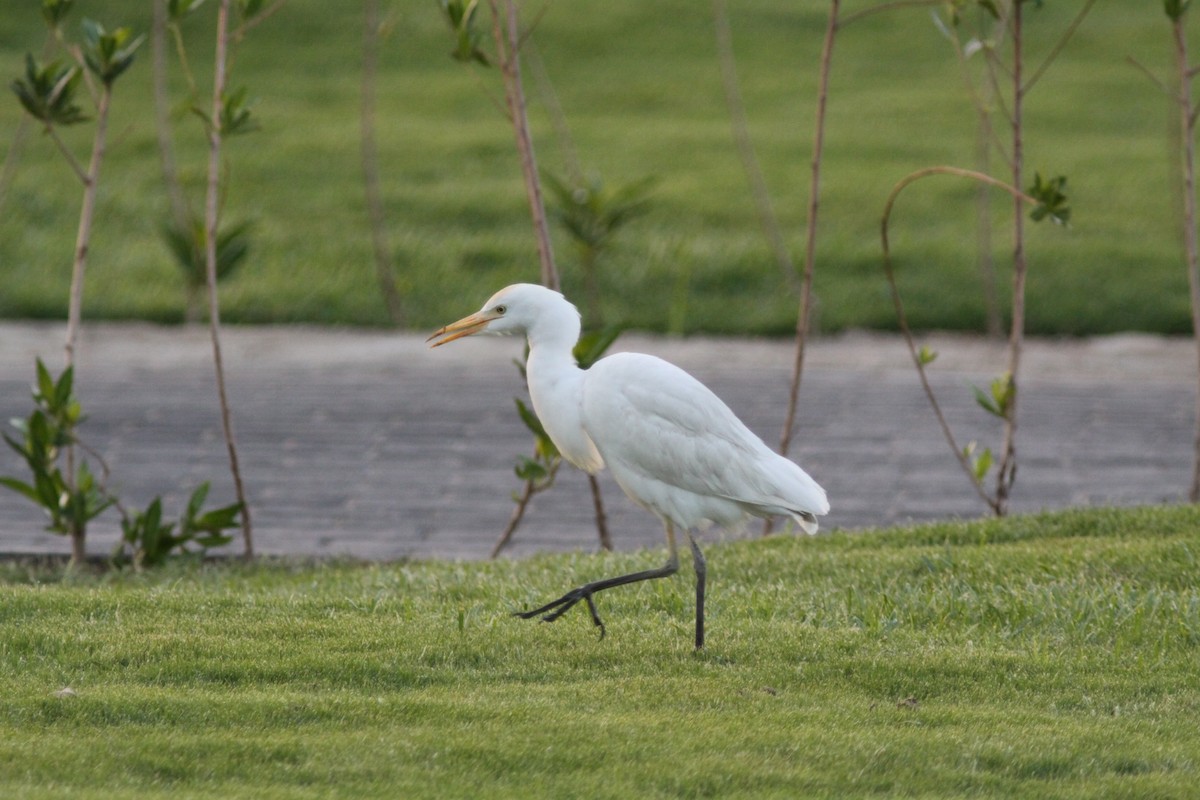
[2,505,1199,798]
[0,1,1195,335]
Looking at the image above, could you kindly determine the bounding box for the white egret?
[427,283,829,649]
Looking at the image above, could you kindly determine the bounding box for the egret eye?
[495,305,507,314]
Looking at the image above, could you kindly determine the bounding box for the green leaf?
[972,385,1003,418]
[574,327,622,370]
[219,87,259,136]
[963,441,993,485]
[2,431,28,459]
[161,217,254,288]
[41,0,74,28]
[80,19,145,86]
[186,482,211,522]
[514,457,547,483]
[168,0,208,22]
[54,364,74,410]
[990,373,1014,418]
[977,0,1001,19]
[1028,172,1070,226]
[10,55,87,127]
[0,476,41,504]
[438,0,490,67]
[192,503,242,533]
[514,398,546,439]
[918,345,938,366]
[971,373,1013,420]
[35,358,55,403]
[238,0,266,19]
[1165,0,1192,20]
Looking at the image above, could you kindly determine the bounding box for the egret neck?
[524,303,604,474]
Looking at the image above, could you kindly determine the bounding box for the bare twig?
[880,166,1040,514]
[64,85,112,368]
[490,457,560,558]
[765,0,840,536]
[712,0,798,292]
[587,473,611,551]
[1022,0,1097,94]
[236,0,289,38]
[361,0,405,325]
[205,0,254,557]
[1170,13,1200,501]
[523,37,583,184]
[488,0,559,290]
[152,0,192,229]
[994,0,1025,514]
[1123,55,1171,95]
[836,0,942,29]
[46,126,89,185]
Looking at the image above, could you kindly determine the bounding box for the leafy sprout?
[10,55,87,127]
[438,0,490,66]
[1029,172,1070,226]
[81,18,145,86]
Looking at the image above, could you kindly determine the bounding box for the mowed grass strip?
[2,505,1199,798]
[0,2,1193,334]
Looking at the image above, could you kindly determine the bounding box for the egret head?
[427,283,579,348]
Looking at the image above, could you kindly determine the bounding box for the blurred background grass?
[0,1,1190,335]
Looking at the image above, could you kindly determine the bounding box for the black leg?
[688,534,706,650]
[514,560,680,639]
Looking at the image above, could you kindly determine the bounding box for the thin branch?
[1126,55,1173,97]
[205,0,254,557]
[712,0,798,292]
[880,166,1040,514]
[46,126,90,185]
[515,0,553,51]
[767,0,840,536]
[488,0,559,290]
[779,0,836,460]
[1171,13,1200,502]
[524,37,583,184]
[153,0,192,229]
[587,474,611,551]
[836,0,942,29]
[490,458,560,558]
[169,23,200,96]
[361,0,405,325]
[236,0,289,38]
[1022,0,1097,94]
[64,85,111,368]
[995,0,1024,514]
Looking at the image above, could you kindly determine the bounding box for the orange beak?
[426,310,498,348]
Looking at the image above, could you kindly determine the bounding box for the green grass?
[3,505,1200,798]
[0,2,1194,334]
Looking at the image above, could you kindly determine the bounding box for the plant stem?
[64,85,111,368]
[361,0,405,325]
[712,0,798,292]
[778,0,836,461]
[490,457,559,559]
[488,0,559,291]
[152,0,192,230]
[995,1,1024,515]
[205,0,254,557]
[1174,14,1200,502]
[587,473,611,551]
[880,165,1040,514]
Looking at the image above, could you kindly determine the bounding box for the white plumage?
[428,283,829,648]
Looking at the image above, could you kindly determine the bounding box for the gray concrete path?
[0,322,1195,560]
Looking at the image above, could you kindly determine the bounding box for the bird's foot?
[515,586,606,639]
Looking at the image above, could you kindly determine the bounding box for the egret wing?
[582,353,824,523]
